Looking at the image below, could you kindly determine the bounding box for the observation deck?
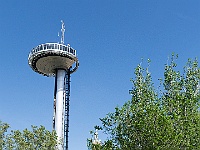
[28,43,79,76]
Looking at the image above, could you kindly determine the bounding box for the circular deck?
[28,43,79,76]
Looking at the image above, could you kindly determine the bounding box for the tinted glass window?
[50,44,54,49]
[40,45,43,50]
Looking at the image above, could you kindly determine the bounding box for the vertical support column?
[64,69,70,150]
[55,69,66,150]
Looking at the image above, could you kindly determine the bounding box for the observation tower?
[28,21,79,150]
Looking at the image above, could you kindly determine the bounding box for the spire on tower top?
[61,20,65,44]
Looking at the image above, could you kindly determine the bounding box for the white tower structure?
[93,129,101,145]
[28,21,79,150]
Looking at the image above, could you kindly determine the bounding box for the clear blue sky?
[0,1,200,149]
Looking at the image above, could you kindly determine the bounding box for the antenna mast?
[61,20,65,44]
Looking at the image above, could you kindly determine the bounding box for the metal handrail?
[29,43,76,57]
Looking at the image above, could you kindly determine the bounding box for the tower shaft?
[53,69,71,150]
[55,69,66,149]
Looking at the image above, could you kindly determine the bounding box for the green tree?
[0,121,9,149]
[88,55,200,150]
[0,121,58,150]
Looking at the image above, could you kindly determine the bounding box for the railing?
[29,43,76,57]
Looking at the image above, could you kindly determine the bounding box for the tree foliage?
[88,55,200,150]
[0,121,58,150]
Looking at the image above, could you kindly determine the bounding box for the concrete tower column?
[55,69,66,150]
